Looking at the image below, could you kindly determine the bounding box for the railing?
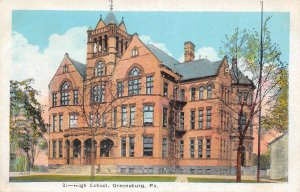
[170,95,187,102]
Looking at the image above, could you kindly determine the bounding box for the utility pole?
[257,1,264,182]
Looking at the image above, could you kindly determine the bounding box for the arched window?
[207,85,212,99]
[95,62,105,77]
[61,81,70,105]
[128,67,141,96]
[199,86,204,100]
[180,89,185,101]
[191,87,196,101]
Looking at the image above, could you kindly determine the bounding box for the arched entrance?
[73,139,81,158]
[65,140,70,165]
[84,139,97,165]
[100,138,114,157]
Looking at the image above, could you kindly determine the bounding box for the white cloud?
[12,26,88,104]
[179,46,220,62]
[139,35,173,56]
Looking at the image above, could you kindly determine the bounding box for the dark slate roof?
[231,66,254,85]
[104,12,119,25]
[145,44,180,73]
[69,58,86,78]
[175,59,222,81]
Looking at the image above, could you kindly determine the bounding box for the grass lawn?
[10,175,176,182]
[188,177,271,183]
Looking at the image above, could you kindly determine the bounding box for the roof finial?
[109,0,113,11]
[100,14,102,19]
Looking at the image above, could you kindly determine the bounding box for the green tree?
[10,79,46,171]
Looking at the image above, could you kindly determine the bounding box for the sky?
[12,10,289,103]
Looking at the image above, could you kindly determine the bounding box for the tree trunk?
[91,133,95,179]
[26,151,31,171]
[236,139,243,182]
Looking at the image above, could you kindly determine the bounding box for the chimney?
[184,41,195,62]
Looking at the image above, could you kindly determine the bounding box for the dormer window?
[95,62,105,77]
[132,47,138,57]
[63,65,68,73]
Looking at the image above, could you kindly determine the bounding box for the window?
[146,76,154,94]
[95,62,105,77]
[198,139,203,158]
[91,85,105,103]
[52,141,56,158]
[132,48,138,56]
[143,105,154,126]
[59,141,63,158]
[206,109,211,128]
[179,112,184,130]
[63,65,68,73]
[199,86,204,99]
[52,115,56,132]
[52,93,57,107]
[239,112,246,130]
[180,89,185,101]
[163,82,168,97]
[128,67,141,96]
[129,67,141,77]
[121,106,127,126]
[129,106,135,127]
[61,81,70,105]
[117,82,123,97]
[173,87,178,100]
[163,107,168,128]
[190,140,195,158]
[143,137,153,156]
[162,138,167,158]
[238,92,242,104]
[190,111,195,129]
[89,113,94,127]
[113,107,117,128]
[191,87,196,101]
[179,140,184,158]
[206,139,211,158]
[69,115,78,128]
[121,137,126,157]
[59,115,63,131]
[73,90,79,105]
[207,85,212,99]
[101,112,106,128]
[129,137,134,157]
[198,110,203,129]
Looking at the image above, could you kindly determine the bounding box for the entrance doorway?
[100,138,114,157]
[84,139,96,165]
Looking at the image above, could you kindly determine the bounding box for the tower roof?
[104,12,119,25]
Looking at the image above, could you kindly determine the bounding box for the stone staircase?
[49,165,117,175]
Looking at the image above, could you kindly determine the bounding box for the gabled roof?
[175,59,222,81]
[69,58,86,78]
[104,12,119,25]
[231,66,254,86]
[268,131,288,146]
[145,44,180,73]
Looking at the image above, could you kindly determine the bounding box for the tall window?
[69,115,78,128]
[180,112,184,130]
[129,137,134,157]
[162,138,167,158]
[129,106,135,127]
[179,140,184,158]
[73,90,79,105]
[206,109,211,128]
[163,82,168,97]
[95,62,105,76]
[121,106,127,126]
[239,112,246,130]
[180,89,185,101]
[146,76,154,94]
[163,107,168,128]
[207,85,212,99]
[128,67,141,96]
[52,115,56,132]
[143,105,154,126]
[206,139,211,158]
[52,93,57,107]
[121,137,126,157]
[52,141,56,158]
[190,111,195,129]
[101,112,106,128]
[59,114,63,131]
[143,137,153,156]
[198,139,203,158]
[117,82,123,97]
[91,85,105,103]
[190,139,195,158]
[61,81,70,105]
[113,107,117,128]
[173,87,178,100]
[199,86,204,99]
[191,87,196,101]
[58,140,63,158]
[198,110,203,129]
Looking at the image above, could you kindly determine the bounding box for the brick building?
[48,11,254,174]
